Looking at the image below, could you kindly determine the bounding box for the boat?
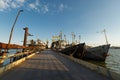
[60,43,85,56]
[81,29,110,61]
[60,43,110,61]
[82,44,110,61]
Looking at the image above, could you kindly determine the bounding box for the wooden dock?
[0,50,111,80]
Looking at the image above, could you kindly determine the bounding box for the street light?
[6,10,23,52]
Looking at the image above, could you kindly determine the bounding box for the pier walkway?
[0,50,110,80]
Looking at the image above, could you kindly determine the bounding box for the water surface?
[105,49,120,74]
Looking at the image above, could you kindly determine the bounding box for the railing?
[0,50,35,66]
[0,51,36,75]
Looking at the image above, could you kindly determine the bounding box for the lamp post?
[6,10,23,52]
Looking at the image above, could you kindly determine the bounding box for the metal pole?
[71,32,75,45]
[64,34,66,42]
[103,29,109,44]
[71,32,74,44]
[6,10,23,52]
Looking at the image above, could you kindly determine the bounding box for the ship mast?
[64,34,67,43]
[103,29,109,44]
[78,35,81,44]
[71,32,75,45]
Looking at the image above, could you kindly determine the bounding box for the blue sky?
[0,0,120,46]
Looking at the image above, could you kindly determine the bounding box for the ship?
[60,43,85,56]
[82,44,110,61]
[60,43,110,61]
[76,29,110,61]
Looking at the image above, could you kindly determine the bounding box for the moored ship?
[82,44,110,61]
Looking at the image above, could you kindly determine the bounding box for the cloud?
[44,5,49,12]
[11,0,26,8]
[0,0,10,11]
[42,5,49,14]
[11,2,17,8]
[16,0,25,3]
[29,3,36,9]
[0,0,26,11]
[59,3,64,11]
[28,0,40,12]
[0,0,69,14]
[58,3,68,12]
[28,0,49,14]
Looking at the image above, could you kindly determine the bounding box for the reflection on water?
[106,49,120,74]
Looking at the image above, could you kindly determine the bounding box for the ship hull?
[60,43,85,56]
[83,44,110,61]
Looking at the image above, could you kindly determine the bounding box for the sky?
[0,0,120,46]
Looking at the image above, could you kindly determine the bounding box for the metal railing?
[0,50,35,66]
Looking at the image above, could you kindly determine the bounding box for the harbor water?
[106,49,120,74]
[1,49,22,66]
